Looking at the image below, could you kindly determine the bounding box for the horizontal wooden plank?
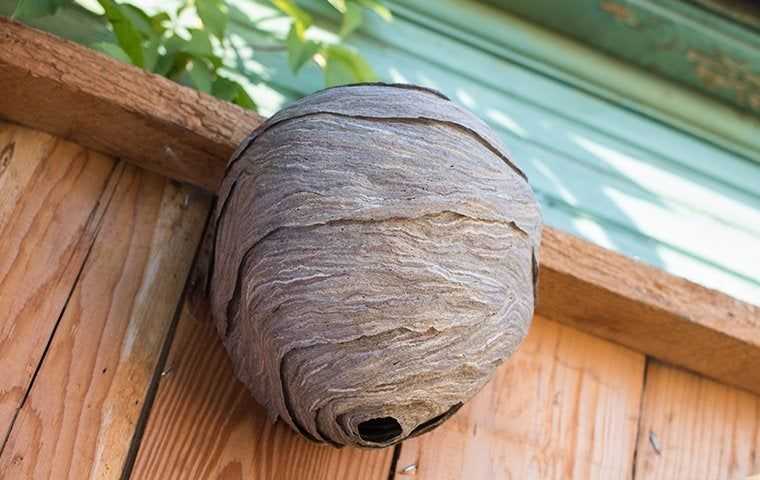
[0,165,210,479]
[130,301,393,480]
[634,361,760,479]
[393,316,645,479]
[0,122,115,443]
[0,17,261,191]
[538,227,760,397]
[1,21,758,397]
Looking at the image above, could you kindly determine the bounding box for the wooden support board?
[0,18,261,191]
[0,123,115,441]
[537,228,760,398]
[0,118,754,480]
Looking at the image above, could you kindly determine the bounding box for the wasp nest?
[209,83,541,448]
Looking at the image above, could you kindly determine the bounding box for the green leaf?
[188,57,213,93]
[91,42,132,63]
[212,76,255,109]
[356,0,391,21]
[196,0,229,40]
[12,0,69,19]
[323,45,377,86]
[164,35,184,54]
[184,28,214,57]
[163,31,222,70]
[150,12,170,34]
[272,0,312,31]
[143,36,161,71]
[211,76,239,101]
[97,0,144,67]
[286,25,320,73]
[339,2,363,37]
[154,52,181,77]
[326,0,346,13]
[155,45,191,79]
[233,85,256,110]
[119,4,153,37]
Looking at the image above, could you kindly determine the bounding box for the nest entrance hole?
[357,417,403,443]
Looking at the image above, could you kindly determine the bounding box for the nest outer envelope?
[209,83,542,448]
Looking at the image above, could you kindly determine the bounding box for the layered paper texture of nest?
[209,84,541,448]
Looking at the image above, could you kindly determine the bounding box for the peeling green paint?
[481,0,760,116]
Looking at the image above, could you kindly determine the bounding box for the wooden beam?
[0,17,261,191]
[538,228,760,396]
[2,19,759,396]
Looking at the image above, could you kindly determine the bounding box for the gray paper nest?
[209,83,541,448]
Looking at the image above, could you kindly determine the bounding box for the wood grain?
[538,227,760,397]
[0,17,261,191]
[0,122,115,441]
[0,165,210,479]
[634,361,760,480]
[393,316,645,480]
[130,301,394,480]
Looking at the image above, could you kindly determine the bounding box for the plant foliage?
[11,0,391,110]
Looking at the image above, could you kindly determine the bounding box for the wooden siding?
[0,165,209,478]
[130,302,394,480]
[0,123,115,440]
[635,361,760,479]
[0,123,211,477]
[393,317,645,480]
[2,93,760,480]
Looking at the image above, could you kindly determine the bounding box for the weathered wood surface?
[538,227,760,397]
[0,118,756,480]
[393,316,646,480]
[1,19,755,399]
[130,302,394,480]
[634,361,760,480]
[0,122,115,442]
[0,165,210,479]
[0,17,261,191]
